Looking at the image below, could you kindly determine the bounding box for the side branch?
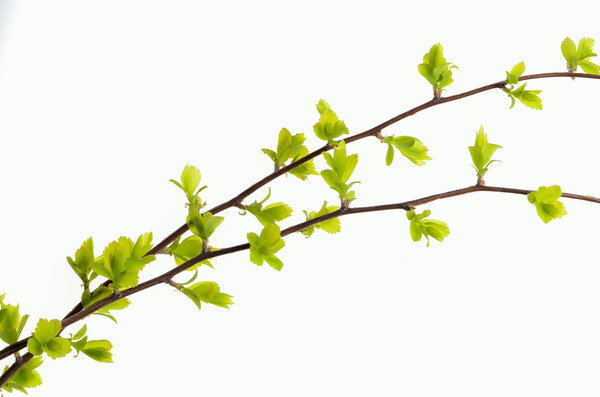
[1,183,598,387]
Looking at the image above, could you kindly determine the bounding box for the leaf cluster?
[503,62,542,109]
[561,37,600,74]
[69,325,113,363]
[167,236,214,270]
[313,100,349,142]
[245,188,292,226]
[187,207,224,242]
[320,141,360,207]
[301,201,340,237]
[382,136,431,166]
[27,319,71,360]
[418,43,458,97]
[177,281,233,310]
[247,224,285,271]
[90,233,155,290]
[262,128,318,180]
[468,126,501,183]
[66,238,97,287]
[527,185,567,223]
[0,295,29,347]
[170,165,207,208]
[406,210,450,247]
[1,356,42,395]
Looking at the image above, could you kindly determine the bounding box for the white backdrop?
[1,1,600,396]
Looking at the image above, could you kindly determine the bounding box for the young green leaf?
[89,234,155,290]
[301,201,341,237]
[527,185,567,223]
[288,146,319,180]
[170,164,207,206]
[561,37,600,74]
[505,61,526,85]
[382,136,431,166]
[1,356,43,393]
[321,140,360,207]
[247,224,285,271]
[468,126,501,183]
[166,236,214,270]
[505,83,543,110]
[186,207,225,241]
[245,189,293,226]
[418,43,458,98]
[28,318,72,360]
[0,299,28,346]
[406,210,450,247]
[179,281,234,310]
[313,99,349,142]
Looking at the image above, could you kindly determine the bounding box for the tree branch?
[3,72,599,389]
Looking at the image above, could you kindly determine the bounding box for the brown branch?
[3,182,599,386]
[3,71,599,389]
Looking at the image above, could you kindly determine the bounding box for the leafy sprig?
[176,281,233,310]
[406,210,450,247]
[503,62,542,109]
[382,135,431,166]
[561,37,600,74]
[262,128,318,179]
[468,126,501,184]
[0,295,29,347]
[527,185,567,223]
[313,100,349,142]
[247,224,285,271]
[170,165,207,208]
[244,188,293,226]
[301,201,340,237]
[418,43,458,98]
[321,140,360,208]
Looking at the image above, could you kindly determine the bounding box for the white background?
[1,1,600,396]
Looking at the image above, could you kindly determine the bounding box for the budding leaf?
[301,201,341,237]
[2,356,43,393]
[170,164,207,207]
[313,99,349,142]
[321,140,360,206]
[505,83,543,110]
[383,136,431,166]
[561,37,600,74]
[247,224,285,270]
[246,190,293,226]
[418,43,458,97]
[468,126,501,182]
[180,281,234,310]
[406,210,450,247]
[505,61,526,85]
[28,318,71,360]
[167,235,214,270]
[187,207,224,241]
[527,185,567,223]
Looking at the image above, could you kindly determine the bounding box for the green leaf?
[561,37,577,67]
[288,147,318,180]
[6,356,43,390]
[385,143,394,166]
[418,43,457,95]
[527,185,567,223]
[82,339,113,363]
[180,165,202,198]
[187,207,224,240]
[321,140,360,205]
[247,197,293,226]
[313,100,349,142]
[181,282,234,310]
[27,337,43,356]
[506,61,525,85]
[71,324,87,341]
[506,83,543,110]
[44,337,71,359]
[406,210,450,247]
[384,136,431,166]
[0,329,17,345]
[247,224,285,269]
[301,201,340,237]
[33,319,61,345]
[468,126,502,181]
[580,60,600,74]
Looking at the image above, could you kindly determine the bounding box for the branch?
[3,72,599,389]
[2,183,598,386]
